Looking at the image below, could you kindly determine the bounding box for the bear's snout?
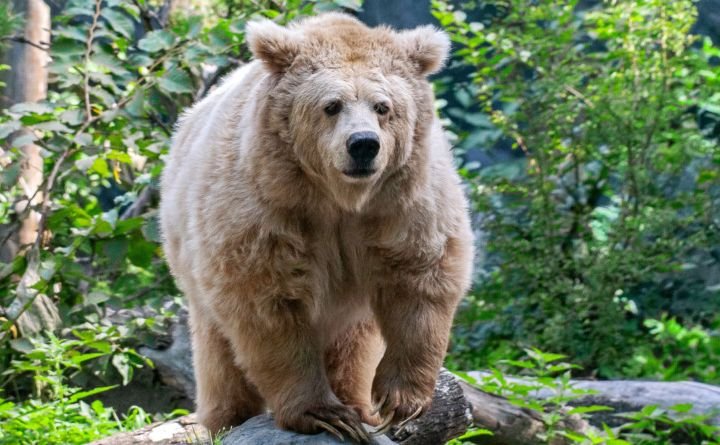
[345,131,380,177]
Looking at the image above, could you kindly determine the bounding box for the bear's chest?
[302,218,378,337]
[310,218,374,298]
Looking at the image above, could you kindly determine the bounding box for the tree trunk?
[1,0,60,335]
[101,315,720,445]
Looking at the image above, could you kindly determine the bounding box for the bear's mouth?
[343,168,377,178]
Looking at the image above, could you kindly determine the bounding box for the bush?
[436,0,720,375]
[451,348,720,445]
[0,330,153,445]
[624,316,720,383]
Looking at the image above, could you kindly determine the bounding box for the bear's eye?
[374,102,390,116]
[324,100,342,116]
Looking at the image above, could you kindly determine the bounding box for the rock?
[694,0,720,44]
[138,309,196,398]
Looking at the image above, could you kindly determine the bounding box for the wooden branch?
[90,414,210,445]
[465,371,720,427]
[83,0,102,121]
[458,381,588,445]
[386,370,472,444]
[90,371,470,445]
[120,186,156,220]
[97,316,720,445]
[0,36,50,51]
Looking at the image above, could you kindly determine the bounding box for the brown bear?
[159,12,474,442]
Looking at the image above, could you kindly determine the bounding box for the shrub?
[450,348,720,445]
[435,0,720,375]
[0,330,153,445]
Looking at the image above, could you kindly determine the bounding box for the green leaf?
[125,90,145,117]
[561,430,588,442]
[112,354,133,385]
[128,239,157,268]
[70,352,108,364]
[568,405,613,415]
[34,121,72,133]
[10,132,37,147]
[90,157,112,178]
[74,132,93,146]
[158,69,194,94]
[59,109,84,125]
[457,428,493,439]
[1,163,20,187]
[102,239,128,266]
[67,385,118,403]
[187,15,203,38]
[9,102,53,115]
[86,291,111,306]
[9,338,34,354]
[670,403,693,413]
[142,215,162,243]
[103,8,135,39]
[52,38,86,56]
[700,102,720,115]
[0,121,21,139]
[502,359,536,369]
[138,30,174,52]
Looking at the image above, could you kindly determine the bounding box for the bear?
[159,12,474,442]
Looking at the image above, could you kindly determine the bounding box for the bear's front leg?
[215,294,371,443]
[371,238,470,431]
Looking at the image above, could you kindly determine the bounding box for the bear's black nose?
[347,131,380,165]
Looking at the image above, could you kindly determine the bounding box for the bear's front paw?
[276,399,370,443]
[370,372,434,435]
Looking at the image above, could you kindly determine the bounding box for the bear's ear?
[396,26,451,76]
[245,19,304,73]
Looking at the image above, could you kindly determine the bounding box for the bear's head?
[246,13,449,212]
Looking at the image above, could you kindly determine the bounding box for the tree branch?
[82,0,102,121]
[0,36,49,51]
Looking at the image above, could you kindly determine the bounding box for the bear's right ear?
[245,19,304,73]
[396,26,450,76]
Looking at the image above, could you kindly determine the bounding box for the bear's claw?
[370,377,432,437]
[316,420,345,441]
[309,406,370,443]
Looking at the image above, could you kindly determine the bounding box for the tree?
[1,0,60,335]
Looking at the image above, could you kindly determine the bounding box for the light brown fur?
[159,13,473,439]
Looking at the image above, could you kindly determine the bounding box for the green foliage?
[436,0,720,375]
[624,316,720,383]
[0,2,20,51]
[450,349,720,445]
[0,330,153,445]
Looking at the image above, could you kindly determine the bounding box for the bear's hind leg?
[191,309,265,434]
[325,320,384,426]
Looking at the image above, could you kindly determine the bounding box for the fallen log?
[457,380,588,445]
[90,414,209,445]
[91,370,471,445]
[466,371,720,427]
[96,314,720,445]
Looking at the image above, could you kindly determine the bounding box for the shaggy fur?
[159,12,474,439]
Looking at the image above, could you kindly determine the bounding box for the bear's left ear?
[246,19,304,73]
[396,26,451,76]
